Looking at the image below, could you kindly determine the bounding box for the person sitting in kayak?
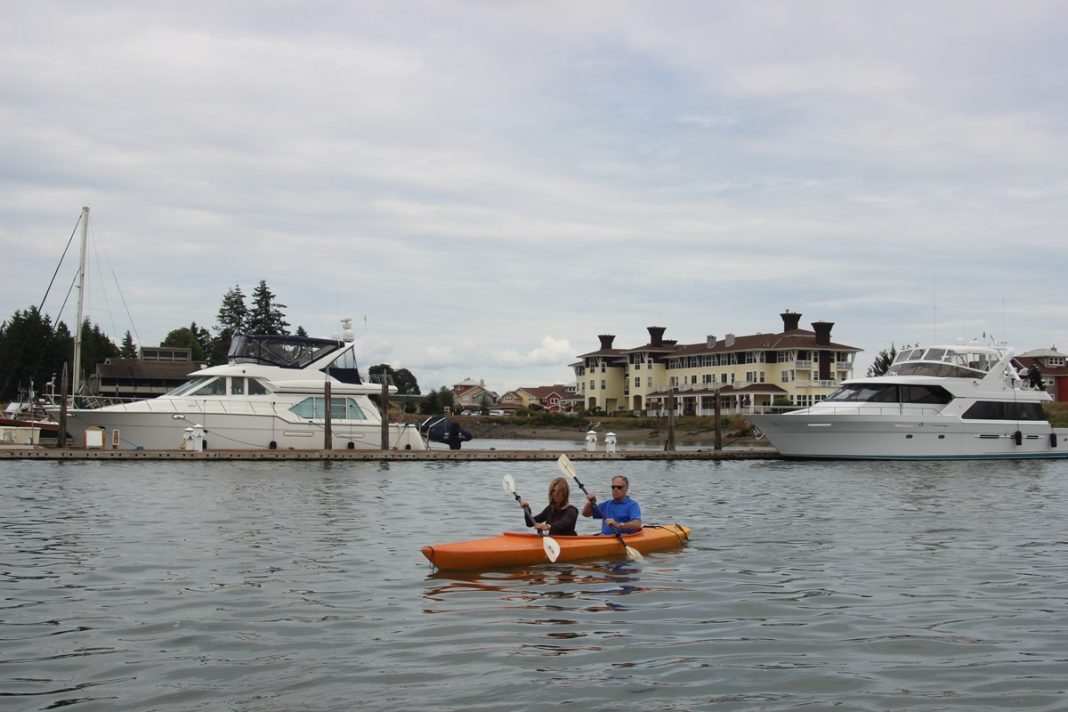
[520,476,578,536]
[582,475,642,535]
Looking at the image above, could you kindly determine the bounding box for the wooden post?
[665,388,676,451]
[714,387,723,451]
[380,379,390,450]
[323,381,333,450]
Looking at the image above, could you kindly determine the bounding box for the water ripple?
[2,458,1067,710]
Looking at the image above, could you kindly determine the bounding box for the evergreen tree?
[247,280,289,335]
[295,325,308,337]
[49,321,73,388]
[120,331,137,358]
[215,284,249,334]
[190,321,211,361]
[78,320,120,386]
[867,344,898,377]
[0,307,62,400]
[209,285,250,365]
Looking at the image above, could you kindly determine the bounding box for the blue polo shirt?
[591,496,641,535]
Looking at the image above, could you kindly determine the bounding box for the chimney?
[725,333,735,347]
[781,310,801,332]
[598,334,615,350]
[812,321,833,346]
[706,335,716,349]
[647,326,666,347]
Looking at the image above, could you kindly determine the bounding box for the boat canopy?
[885,346,1003,379]
[228,334,343,369]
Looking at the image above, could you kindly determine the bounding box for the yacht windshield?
[323,345,363,384]
[228,334,342,369]
[886,347,998,378]
[164,377,212,397]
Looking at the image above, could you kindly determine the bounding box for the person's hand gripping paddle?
[556,454,643,561]
[502,474,560,562]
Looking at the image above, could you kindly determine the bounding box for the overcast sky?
[3,1,1066,394]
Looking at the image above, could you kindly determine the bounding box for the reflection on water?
[2,457,1067,711]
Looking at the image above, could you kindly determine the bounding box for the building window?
[634,377,641,387]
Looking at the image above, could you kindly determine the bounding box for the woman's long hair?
[548,477,570,509]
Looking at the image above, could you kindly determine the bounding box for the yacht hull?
[750,413,1068,460]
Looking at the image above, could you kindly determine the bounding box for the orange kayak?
[421,524,691,570]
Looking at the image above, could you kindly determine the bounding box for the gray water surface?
[2,456,1066,711]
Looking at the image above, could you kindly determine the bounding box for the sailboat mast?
[72,205,89,398]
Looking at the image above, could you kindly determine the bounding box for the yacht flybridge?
[749,341,1067,460]
[58,322,426,451]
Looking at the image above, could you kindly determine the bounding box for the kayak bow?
[421,524,691,571]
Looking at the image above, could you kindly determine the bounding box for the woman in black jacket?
[520,477,578,536]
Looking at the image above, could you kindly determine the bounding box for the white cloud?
[490,337,574,368]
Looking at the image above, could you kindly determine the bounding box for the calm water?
[2,453,1066,711]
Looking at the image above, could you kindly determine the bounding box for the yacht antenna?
[932,280,938,344]
[1000,264,1007,345]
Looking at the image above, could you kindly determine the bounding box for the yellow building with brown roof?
[572,311,861,415]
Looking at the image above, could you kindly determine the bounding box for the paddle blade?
[543,536,561,562]
[556,453,576,479]
[624,545,645,562]
[502,473,516,494]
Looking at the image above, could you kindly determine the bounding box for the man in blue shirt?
[582,475,642,535]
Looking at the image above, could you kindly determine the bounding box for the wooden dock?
[0,446,779,462]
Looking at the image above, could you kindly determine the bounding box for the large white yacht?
[57,322,427,451]
[749,341,1067,460]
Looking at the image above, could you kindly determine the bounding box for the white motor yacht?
[749,341,1067,460]
[56,323,427,451]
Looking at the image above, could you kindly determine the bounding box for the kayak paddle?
[556,454,643,562]
[502,474,561,563]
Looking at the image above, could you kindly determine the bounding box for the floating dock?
[0,446,779,462]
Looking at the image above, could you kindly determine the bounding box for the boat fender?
[1013,430,1022,446]
[1051,433,1058,448]
[347,441,355,449]
[269,441,277,449]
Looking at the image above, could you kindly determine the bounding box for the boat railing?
[44,394,158,409]
[751,404,945,416]
[793,379,839,388]
[368,372,393,386]
[75,395,143,409]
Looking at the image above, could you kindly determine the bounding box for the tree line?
[0,280,430,405]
